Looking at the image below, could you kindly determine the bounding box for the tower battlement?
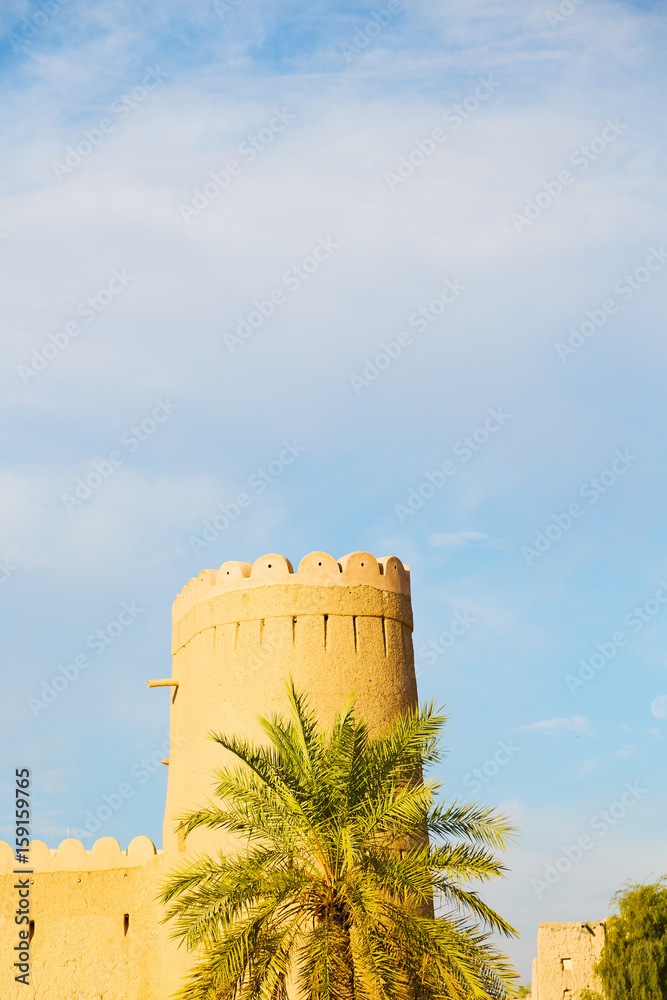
[173,551,411,622]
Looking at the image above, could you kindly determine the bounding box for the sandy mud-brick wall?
[534,921,605,999]
[0,836,175,1000]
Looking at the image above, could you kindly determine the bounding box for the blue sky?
[1,0,666,980]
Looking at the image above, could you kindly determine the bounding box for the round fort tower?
[161,550,417,856]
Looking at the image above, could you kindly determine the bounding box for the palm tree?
[160,683,519,1000]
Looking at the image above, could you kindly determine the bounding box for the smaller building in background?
[529,921,605,1000]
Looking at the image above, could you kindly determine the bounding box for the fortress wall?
[535,921,605,999]
[0,838,178,1000]
[163,552,417,857]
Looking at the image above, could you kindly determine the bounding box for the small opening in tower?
[360,562,364,566]
[268,563,272,568]
[28,920,34,943]
[124,914,130,936]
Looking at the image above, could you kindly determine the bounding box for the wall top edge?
[0,835,158,873]
[173,551,411,622]
[537,921,605,929]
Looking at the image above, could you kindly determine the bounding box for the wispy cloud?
[613,744,637,757]
[575,757,600,777]
[651,695,667,719]
[520,715,592,736]
[2,0,666,983]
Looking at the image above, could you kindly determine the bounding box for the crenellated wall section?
[0,836,176,1000]
[0,836,157,873]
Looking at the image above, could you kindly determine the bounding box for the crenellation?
[297,551,341,581]
[338,551,379,577]
[55,837,87,869]
[126,835,158,864]
[218,559,253,582]
[173,551,411,622]
[250,553,294,582]
[0,836,157,874]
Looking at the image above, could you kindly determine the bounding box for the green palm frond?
[159,681,520,1000]
[428,801,517,851]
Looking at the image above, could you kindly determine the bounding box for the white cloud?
[613,744,637,757]
[650,695,667,720]
[521,715,592,735]
[0,467,238,578]
[575,757,600,777]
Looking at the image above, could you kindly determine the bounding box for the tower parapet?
[162,551,417,855]
[172,551,410,623]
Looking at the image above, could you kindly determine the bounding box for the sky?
[1,0,666,981]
